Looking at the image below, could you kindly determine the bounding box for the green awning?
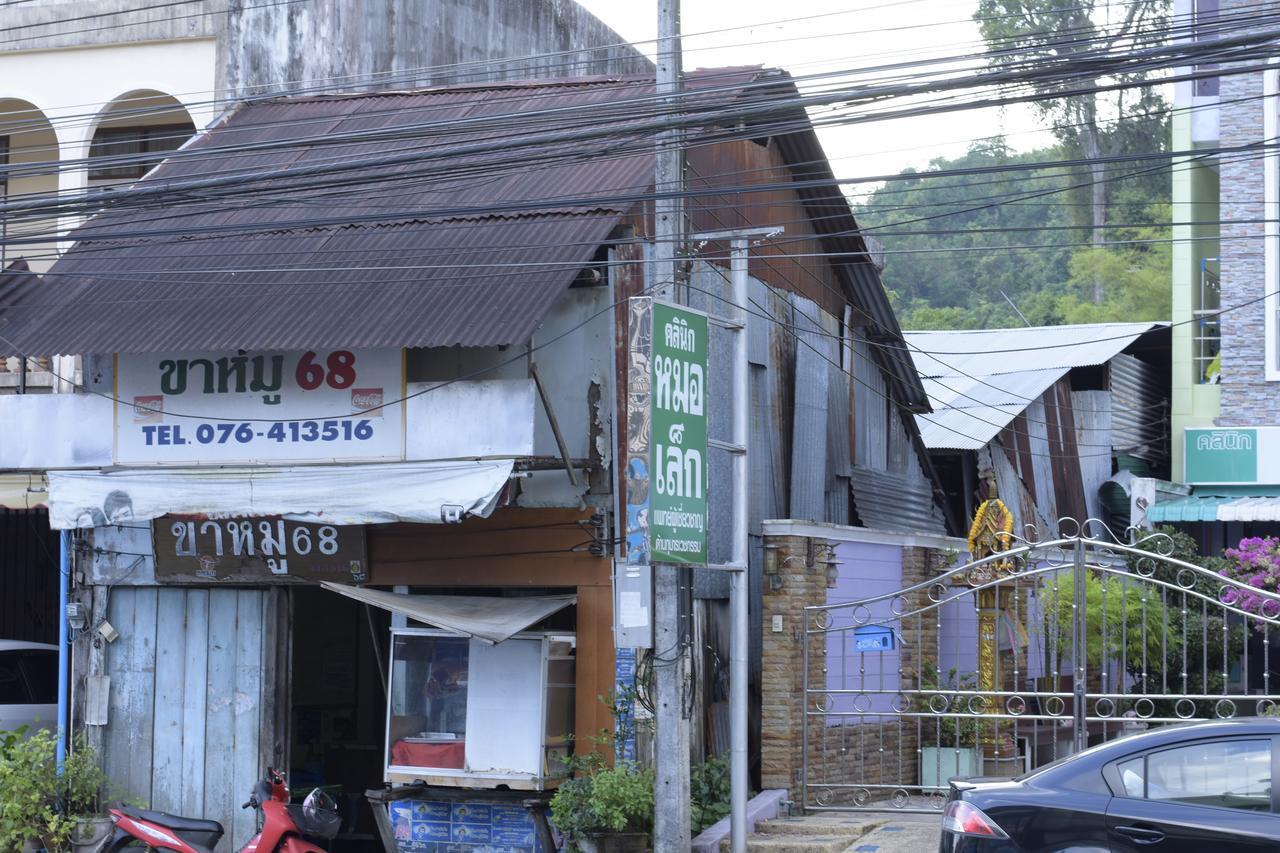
[1149,487,1280,523]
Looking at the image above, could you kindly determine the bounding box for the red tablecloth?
[391,740,465,769]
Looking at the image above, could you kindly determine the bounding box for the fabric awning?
[46,459,512,529]
[0,473,47,510]
[1149,487,1280,523]
[320,583,576,644]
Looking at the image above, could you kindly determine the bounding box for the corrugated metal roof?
[1149,487,1280,522]
[0,71,766,355]
[848,465,946,534]
[905,322,1168,450]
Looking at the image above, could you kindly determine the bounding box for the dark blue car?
[940,719,1280,852]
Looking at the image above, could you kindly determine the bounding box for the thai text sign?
[114,349,404,464]
[649,302,708,564]
[1185,427,1280,484]
[153,516,367,584]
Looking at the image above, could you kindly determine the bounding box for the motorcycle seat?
[118,805,224,847]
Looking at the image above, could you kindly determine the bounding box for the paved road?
[846,813,942,853]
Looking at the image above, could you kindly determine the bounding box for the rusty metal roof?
[0,64,923,413]
[2,75,727,354]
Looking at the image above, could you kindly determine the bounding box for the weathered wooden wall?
[96,587,282,852]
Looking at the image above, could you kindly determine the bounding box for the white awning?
[1218,497,1280,522]
[320,582,575,644]
[46,459,513,529]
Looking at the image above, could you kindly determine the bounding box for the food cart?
[321,584,576,852]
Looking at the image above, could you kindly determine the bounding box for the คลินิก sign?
[648,302,709,565]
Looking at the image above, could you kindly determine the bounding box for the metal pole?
[56,529,71,772]
[729,237,750,853]
[1073,535,1087,755]
[653,0,690,849]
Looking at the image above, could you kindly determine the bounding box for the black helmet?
[298,789,342,839]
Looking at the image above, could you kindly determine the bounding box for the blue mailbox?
[852,626,896,652]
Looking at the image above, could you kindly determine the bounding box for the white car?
[0,640,58,736]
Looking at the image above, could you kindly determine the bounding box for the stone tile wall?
[1216,0,1274,422]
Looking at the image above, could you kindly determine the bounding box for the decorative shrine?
[967,482,1024,774]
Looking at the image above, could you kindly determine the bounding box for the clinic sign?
[114,348,405,464]
[649,302,708,564]
[1185,427,1280,484]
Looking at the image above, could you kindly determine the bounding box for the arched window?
[88,91,195,189]
[0,98,58,270]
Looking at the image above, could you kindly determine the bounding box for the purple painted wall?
[825,541,903,718]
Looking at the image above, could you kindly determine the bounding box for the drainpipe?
[56,529,70,771]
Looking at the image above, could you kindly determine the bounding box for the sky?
[576,0,1058,195]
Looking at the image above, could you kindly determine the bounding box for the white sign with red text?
[114,349,405,464]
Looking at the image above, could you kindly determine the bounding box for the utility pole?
[652,0,690,849]
[693,225,780,853]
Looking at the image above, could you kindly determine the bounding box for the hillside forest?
[856,137,1173,331]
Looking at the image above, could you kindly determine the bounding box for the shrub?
[915,662,979,747]
[0,728,109,853]
[690,756,729,835]
[588,762,654,833]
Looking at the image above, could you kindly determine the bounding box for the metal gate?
[800,520,1280,812]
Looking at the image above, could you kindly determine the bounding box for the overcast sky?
[577,0,1057,195]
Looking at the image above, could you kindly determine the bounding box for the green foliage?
[549,776,601,845]
[1039,569,1172,672]
[860,140,1173,331]
[1038,529,1243,708]
[589,763,655,833]
[972,0,1169,247]
[916,662,979,747]
[0,728,109,853]
[550,761,655,844]
[690,756,730,835]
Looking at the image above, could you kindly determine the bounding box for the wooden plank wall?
[101,587,273,852]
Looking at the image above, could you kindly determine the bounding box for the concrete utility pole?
[652,0,691,849]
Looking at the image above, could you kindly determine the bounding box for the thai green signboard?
[649,302,708,564]
[1184,427,1277,484]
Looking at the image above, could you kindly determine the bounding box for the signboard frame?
[1183,427,1280,485]
[152,516,368,584]
[647,300,709,565]
[113,348,407,466]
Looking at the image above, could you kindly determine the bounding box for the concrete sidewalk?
[734,811,942,853]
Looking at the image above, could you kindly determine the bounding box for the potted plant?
[63,742,112,853]
[550,758,654,853]
[0,727,111,853]
[916,663,982,790]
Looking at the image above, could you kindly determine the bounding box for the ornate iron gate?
[800,520,1280,812]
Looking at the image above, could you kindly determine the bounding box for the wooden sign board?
[153,517,367,584]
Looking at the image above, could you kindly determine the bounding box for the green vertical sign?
[649,301,708,564]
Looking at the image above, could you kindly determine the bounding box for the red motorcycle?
[102,768,340,853]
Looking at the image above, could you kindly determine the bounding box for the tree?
[973,0,1171,303]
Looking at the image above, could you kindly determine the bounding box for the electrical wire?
[0,9,1269,204]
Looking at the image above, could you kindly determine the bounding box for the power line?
[0,7,1264,192]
